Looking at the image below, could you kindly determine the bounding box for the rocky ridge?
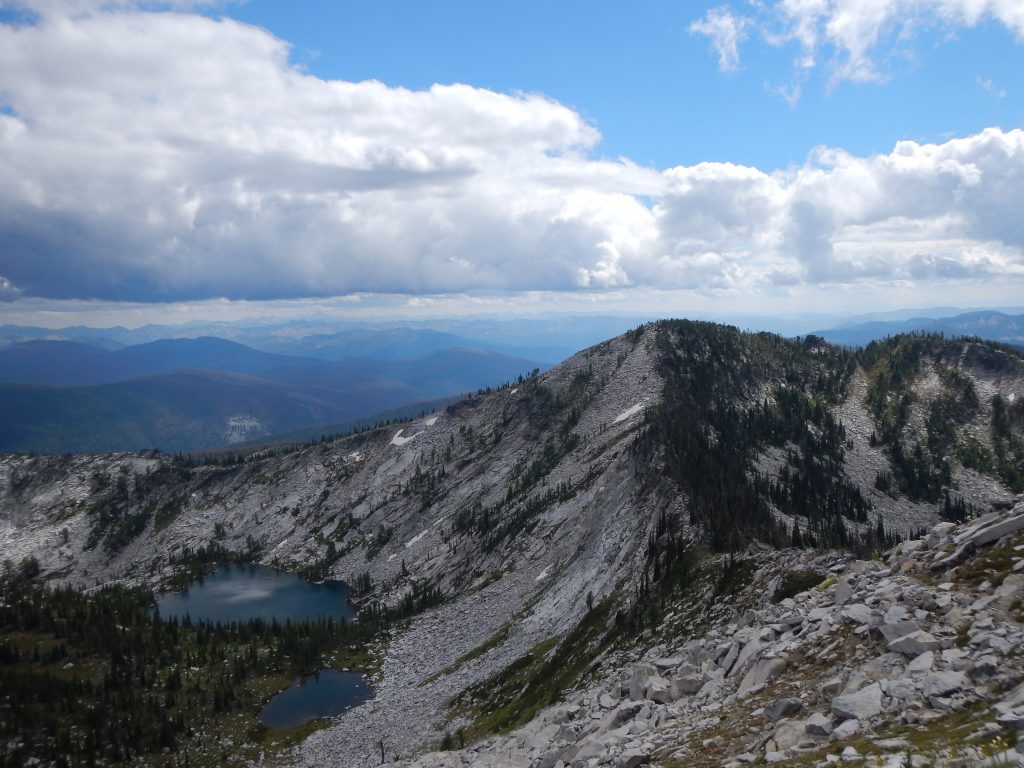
[379,499,1024,768]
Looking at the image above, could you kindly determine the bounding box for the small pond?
[156,563,371,728]
[258,669,372,730]
[156,563,356,624]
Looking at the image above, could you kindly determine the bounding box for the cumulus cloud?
[693,0,1024,88]
[0,4,1022,303]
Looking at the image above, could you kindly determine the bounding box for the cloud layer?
[0,4,1022,302]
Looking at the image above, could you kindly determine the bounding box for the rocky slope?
[1,321,1023,766]
[382,499,1024,768]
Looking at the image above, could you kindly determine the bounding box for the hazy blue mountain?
[0,340,110,386]
[0,337,328,387]
[255,328,496,361]
[812,310,1024,348]
[0,348,543,453]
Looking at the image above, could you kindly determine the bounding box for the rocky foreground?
[378,499,1024,768]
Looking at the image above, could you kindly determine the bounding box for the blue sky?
[0,0,1023,326]
[225,0,1024,170]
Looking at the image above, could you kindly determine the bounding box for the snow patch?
[424,416,438,426]
[613,402,645,424]
[345,451,363,463]
[510,388,518,395]
[535,565,551,582]
[405,529,429,549]
[387,554,397,562]
[391,429,423,446]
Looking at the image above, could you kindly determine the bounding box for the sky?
[0,0,1023,328]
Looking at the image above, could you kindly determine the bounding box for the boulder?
[645,674,672,704]
[764,698,803,721]
[773,719,806,751]
[628,665,656,701]
[728,638,763,678]
[653,656,683,672]
[832,718,861,740]
[617,749,650,768]
[957,510,1024,547]
[840,604,873,625]
[805,712,833,736]
[878,621,921,643]
[888,630,940,656]
[738,657,787,695]
[921,670,968,700]
[671,673,704,699]
[907,650,934,677]
[834,580,853,605]
[832,683,882,721]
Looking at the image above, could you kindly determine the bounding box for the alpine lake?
[156,563,372,730]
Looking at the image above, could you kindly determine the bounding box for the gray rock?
[832,718,861,740]
[921,670,968,700]
[738,657,787,695]
[822,675,846,696]
[728,638,763,679]
[764,698,803,721]
[671,673,704,698]
[832,683,882,721]
[997,709,1024,728]
[930,541,976,571]
[834,578,854,605]
[907,650,934,676]
[616,748,650,768]
[878,620,921,643]
[805,712,833,736]
[628,665,656,701]
[957,510,1024,547]
[653,656,683,672]
[886,677,918,701]
[773,718,806,751]
[888,630,940,656]
[645,674,672,705]
[840,604,873,625]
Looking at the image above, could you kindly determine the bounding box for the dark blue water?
[157,564,370,728]
[258,669,372,729]
[155,563,355,624]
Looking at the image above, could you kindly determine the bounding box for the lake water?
[156,563,370,729]
[258,669,372,729]
[155,563,356,624]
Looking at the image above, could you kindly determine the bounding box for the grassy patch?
[954,536,1021,589]
[450,598,615,739]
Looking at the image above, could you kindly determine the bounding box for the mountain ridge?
[2,320,1023,766]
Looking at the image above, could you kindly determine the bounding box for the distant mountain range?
[0,315,651,364]
[812,310,1024,348]
[0,337,543,453]
[0,337,327,388]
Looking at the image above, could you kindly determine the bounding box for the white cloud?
[977,76,1007,97]
[0,4,1022,306]
[0,276,20,301]
[690,7,750,71]
[696,0,1024,90]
